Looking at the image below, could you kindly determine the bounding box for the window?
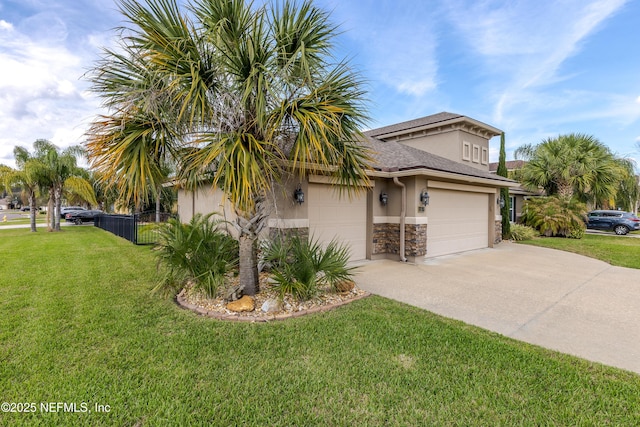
[472,145,480,163]
[462,141,471,161]
[481,147,488,165]
[509,196,516,222]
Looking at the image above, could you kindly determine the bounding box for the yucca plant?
[262,235,355,301]
[520,196,587,238]
[153,213,238,297]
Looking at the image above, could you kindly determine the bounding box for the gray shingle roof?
[366,136,513,183]
[364,112,464,138]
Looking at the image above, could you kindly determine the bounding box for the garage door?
[308,184,367,261]
[427,189,489,257]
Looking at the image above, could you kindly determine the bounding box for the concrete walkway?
[353,242,640,375]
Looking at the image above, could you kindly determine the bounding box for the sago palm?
[86,0,371,295]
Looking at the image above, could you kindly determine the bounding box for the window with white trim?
[462,141,471,161]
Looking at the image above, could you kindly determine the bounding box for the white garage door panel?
[308,184,367,261]
[427,189,488,257]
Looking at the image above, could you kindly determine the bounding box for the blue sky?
[1,0,639,169]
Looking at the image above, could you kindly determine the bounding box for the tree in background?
[86,0,371,295]
[9,146,46,232]
[496,132,511,238]
[515,133,630,208]
[27,140,97,231]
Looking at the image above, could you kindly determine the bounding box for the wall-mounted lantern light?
[379,192,388,206]
[497,195,505,209]
[294,185,304,204]
[420,190,430,206]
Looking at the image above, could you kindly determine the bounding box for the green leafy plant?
[153,213,238,297]
[508,223,539,241]
[262,235,355,301]
[520,196,587,238]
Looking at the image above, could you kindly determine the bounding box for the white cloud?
[444,0,628,125]
[326,0,439,98]
[0,20,13,31]
[0,13,97,168]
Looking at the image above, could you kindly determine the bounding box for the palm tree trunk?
[235,196,269,296]
[47,196,54,231]
[238,233,259,295]
[54,186,62,231]
[557,182,574,200]
[29,191,37,233]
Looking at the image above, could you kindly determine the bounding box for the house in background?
[489,160,543,222]
[177,112,518,263]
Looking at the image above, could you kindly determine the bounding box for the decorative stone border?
[175,289,371,322]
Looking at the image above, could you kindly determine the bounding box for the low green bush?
[262,235,355,301]
[508,223,539,241]
[520,196,586,238]
[153,213,238,297]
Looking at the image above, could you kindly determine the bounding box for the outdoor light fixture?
[498,196,505,209]
[294,185,304,204]
[420,190,430,206]
[379,192,388,206]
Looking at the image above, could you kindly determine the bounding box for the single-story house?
[177,112,518,263]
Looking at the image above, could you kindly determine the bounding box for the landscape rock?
[335,280,355,293]
[261,298,283,313]
[226,295,255,312]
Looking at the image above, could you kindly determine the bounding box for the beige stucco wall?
[393,129,493,172]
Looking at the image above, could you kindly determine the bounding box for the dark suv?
[586,210,640,235]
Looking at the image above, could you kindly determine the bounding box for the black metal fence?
[95,211,172,245]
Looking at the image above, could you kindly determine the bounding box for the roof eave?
[371,116,502,140]
[368,167,519,188]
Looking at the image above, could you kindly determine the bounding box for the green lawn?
[1,227,639,426]
[518,232,640,269]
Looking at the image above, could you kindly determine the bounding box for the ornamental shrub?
[262,235,355,301]
[508,223,539,241]
[153,213,238,297]
[520,196,587,238]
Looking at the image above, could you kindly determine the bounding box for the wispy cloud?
[444,0,628,124]
[324,0,439,98]
[0,2,117,167]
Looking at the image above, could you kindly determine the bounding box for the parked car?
[60,206,86,218]
[20,206,32,211]
[65,210,103,225]
[586,210,640,235]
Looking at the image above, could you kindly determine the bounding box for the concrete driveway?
[353,242,640,375]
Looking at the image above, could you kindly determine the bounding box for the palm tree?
[515,133,623,206]
[86,0,371,295]
[6,147,46,232]
[31,140,97,231]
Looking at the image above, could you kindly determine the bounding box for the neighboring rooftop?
[489,160,526,172]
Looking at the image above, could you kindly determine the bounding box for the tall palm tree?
[86,0,371,295]
[33,140,97,231]
[515,133,623,207]
[8,146,47,232]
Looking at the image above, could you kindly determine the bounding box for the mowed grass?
[1,227,639,426]
[519,232,640,269]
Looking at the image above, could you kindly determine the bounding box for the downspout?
[393,177,407,262]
